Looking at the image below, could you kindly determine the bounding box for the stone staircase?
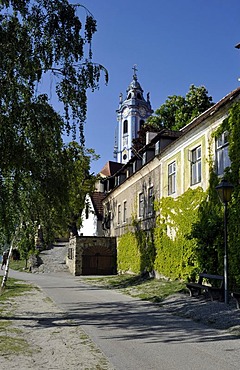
[33,241,69,274]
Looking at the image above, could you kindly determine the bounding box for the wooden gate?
[82,245,116,275]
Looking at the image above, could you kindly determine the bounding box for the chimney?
[146,131,158,145]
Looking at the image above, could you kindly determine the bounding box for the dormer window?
[115,176,120,186]
[127,93,132,99]
[137,93,142,99]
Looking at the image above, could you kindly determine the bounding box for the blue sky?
[69,0,240,174]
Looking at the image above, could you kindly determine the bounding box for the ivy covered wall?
[117,102,240,290]
[117,228,155,274]
[154,187,205,280]
[117,232,141,274]
[220,102,240,289]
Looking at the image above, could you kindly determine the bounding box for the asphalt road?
[3,269,240,370]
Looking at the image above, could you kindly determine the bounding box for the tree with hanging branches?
[0,0,107,284]
[0,0,108,144]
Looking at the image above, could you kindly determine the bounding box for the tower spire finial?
[132,64,138,80]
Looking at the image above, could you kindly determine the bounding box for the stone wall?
[66,236,117,276]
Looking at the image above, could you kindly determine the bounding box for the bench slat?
[199,273,223,280]
[186,273,224,301]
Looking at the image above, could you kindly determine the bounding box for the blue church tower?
[114,66,153,164]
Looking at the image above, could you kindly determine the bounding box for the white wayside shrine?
[114,66,153,164]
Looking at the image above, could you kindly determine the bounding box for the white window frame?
[117,204,121,225]
[168,161,176,195]
[155,141,160,155]
[147,187,154,215]
[190,146,201,185]
[142,152,146,165]
[123,201,127,223]
[139,192,144,218]
[216,131,230,176]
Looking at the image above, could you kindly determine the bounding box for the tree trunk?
[1,225,21,290]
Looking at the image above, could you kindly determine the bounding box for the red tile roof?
[99,161,123,177]
[90,192,105,220]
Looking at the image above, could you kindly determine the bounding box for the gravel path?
[0,282,114,370]
[1,243,115,369]
[33,242,69,274]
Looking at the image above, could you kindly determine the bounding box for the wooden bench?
[186,273,224,301]
[231,292,240,309]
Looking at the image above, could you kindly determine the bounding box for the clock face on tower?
[139,106,146,117]
[123,107,129,117]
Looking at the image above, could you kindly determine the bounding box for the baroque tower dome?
[114,67,153,164]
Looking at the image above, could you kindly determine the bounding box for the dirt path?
[0,283,114,370]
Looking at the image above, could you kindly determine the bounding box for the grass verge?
[0,335,31,355]
[8,259,28,272]
[83,274,186,303]
[0,277,34,356]
[0,277,34,300]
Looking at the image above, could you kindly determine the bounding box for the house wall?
[79,194,104,236]
[103,159,161,237]
[103,93,240,238]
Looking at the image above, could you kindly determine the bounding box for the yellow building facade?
[102,87,240,239]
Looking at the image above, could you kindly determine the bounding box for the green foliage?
[132,123,159,151]
[186,102,240,289]
[133,85,214,151]
[132,220,156,272]
[61,142,98,236]
[0,1,103,245]
[0,0,108,142]
[0,277,34,355]
[0,277,33,298]
[190,171,224,275]
[0,336,30,356]
[8,258,26,272]
[117,232,141,274]
[17,221,36,266]
[154,188,205,280]
[223,102,240,289]
[118,102,240,289]
[147,85,214,131]
[117,212,156,275]
[83,274,185,303]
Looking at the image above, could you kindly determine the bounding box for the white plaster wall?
[79,195,98,236]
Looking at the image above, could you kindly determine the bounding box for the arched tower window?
[140,120,145,129]
[123,120,128,134]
